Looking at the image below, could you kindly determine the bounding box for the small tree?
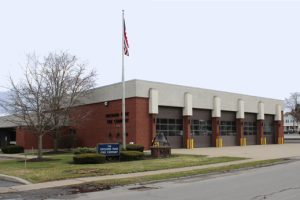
[42,52,96,152]
[1,55,53,159]
[285,92,300,133]
[0,52,96,159]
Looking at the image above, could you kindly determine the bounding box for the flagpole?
[122,10,126,150]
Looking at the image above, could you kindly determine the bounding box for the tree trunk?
[37,134,43,160]
[53,130,59,152]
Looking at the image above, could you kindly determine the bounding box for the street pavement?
[0,180,21,187]
[61,159,300,200]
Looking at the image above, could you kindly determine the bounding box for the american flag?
[123,18,129,56]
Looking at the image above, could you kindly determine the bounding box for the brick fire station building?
[0,80,284,149]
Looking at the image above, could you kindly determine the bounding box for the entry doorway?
[0,128,16,148]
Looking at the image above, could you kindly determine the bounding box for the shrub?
[120,150,144,161]
[73,147,96,155]
[125,144,144,152]
[73,153,105,164]
[59,134,77,149]
[1,145,24,154]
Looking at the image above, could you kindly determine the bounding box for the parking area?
[172,144,300,160]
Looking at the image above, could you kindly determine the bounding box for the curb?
[0,174,31,185]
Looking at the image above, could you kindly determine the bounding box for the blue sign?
[97,143,120,156]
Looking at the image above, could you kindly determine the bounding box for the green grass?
[0,154,244,183]
[88,159,286,187]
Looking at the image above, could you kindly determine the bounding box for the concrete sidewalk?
[0,158,259,194]
[172,144,300,160]
[0,153,35,160]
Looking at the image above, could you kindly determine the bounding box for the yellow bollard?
[278,137,284,144]
[216,137,222,148]
[241,138,246,146]
[264,137,267,145]
[216,137,220,148]
[186,138,194,149]
[190,139,194,149]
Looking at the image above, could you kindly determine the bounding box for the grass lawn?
[0,154,245,183]
[89,159,286,188]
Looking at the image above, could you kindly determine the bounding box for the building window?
[264,122,273,135]
[191,120,212,136]
[244,122,257,135]
[156,118,183,137]
[220,121,236,136]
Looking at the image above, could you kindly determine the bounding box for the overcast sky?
[0,0,299,100]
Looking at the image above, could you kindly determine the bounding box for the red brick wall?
[257,120,264,144]
[71,97,152,149]
[183,116,191,148]
[15,97,152,150]
[236,118,244,145]
[16,127,54,149]
[212,117,220,147]
[134,98,151,148]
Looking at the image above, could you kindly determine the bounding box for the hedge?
[125,144,144,152]
[120,150,144,161]
[73,153,106,164]
[1,145,24,154]
[73,147,96,155]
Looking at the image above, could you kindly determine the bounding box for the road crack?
[251,186,300,199]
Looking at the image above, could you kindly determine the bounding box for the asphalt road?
[68,160,300,200]
[0,180,21,187]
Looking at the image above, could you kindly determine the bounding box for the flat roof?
[79,79,283,114]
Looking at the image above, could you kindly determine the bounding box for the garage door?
[156,106,183,148]
[191,109,212,147]
[220,111,237,146]
[264,115,275,144]
[244,113,257,145]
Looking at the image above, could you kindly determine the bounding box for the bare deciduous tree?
[1,55,53,159]
[42,52,96,152]
[285,92,300,133]
[0,52,96,159]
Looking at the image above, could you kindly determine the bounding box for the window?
[156,118,183,137]
[191,120,212,136]
[244,122,257,135]
[220,121,236,136]
[264,122,273,135]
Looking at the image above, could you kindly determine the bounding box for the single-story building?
[0,79,284,149]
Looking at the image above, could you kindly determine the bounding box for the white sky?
[0,0,299,100]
